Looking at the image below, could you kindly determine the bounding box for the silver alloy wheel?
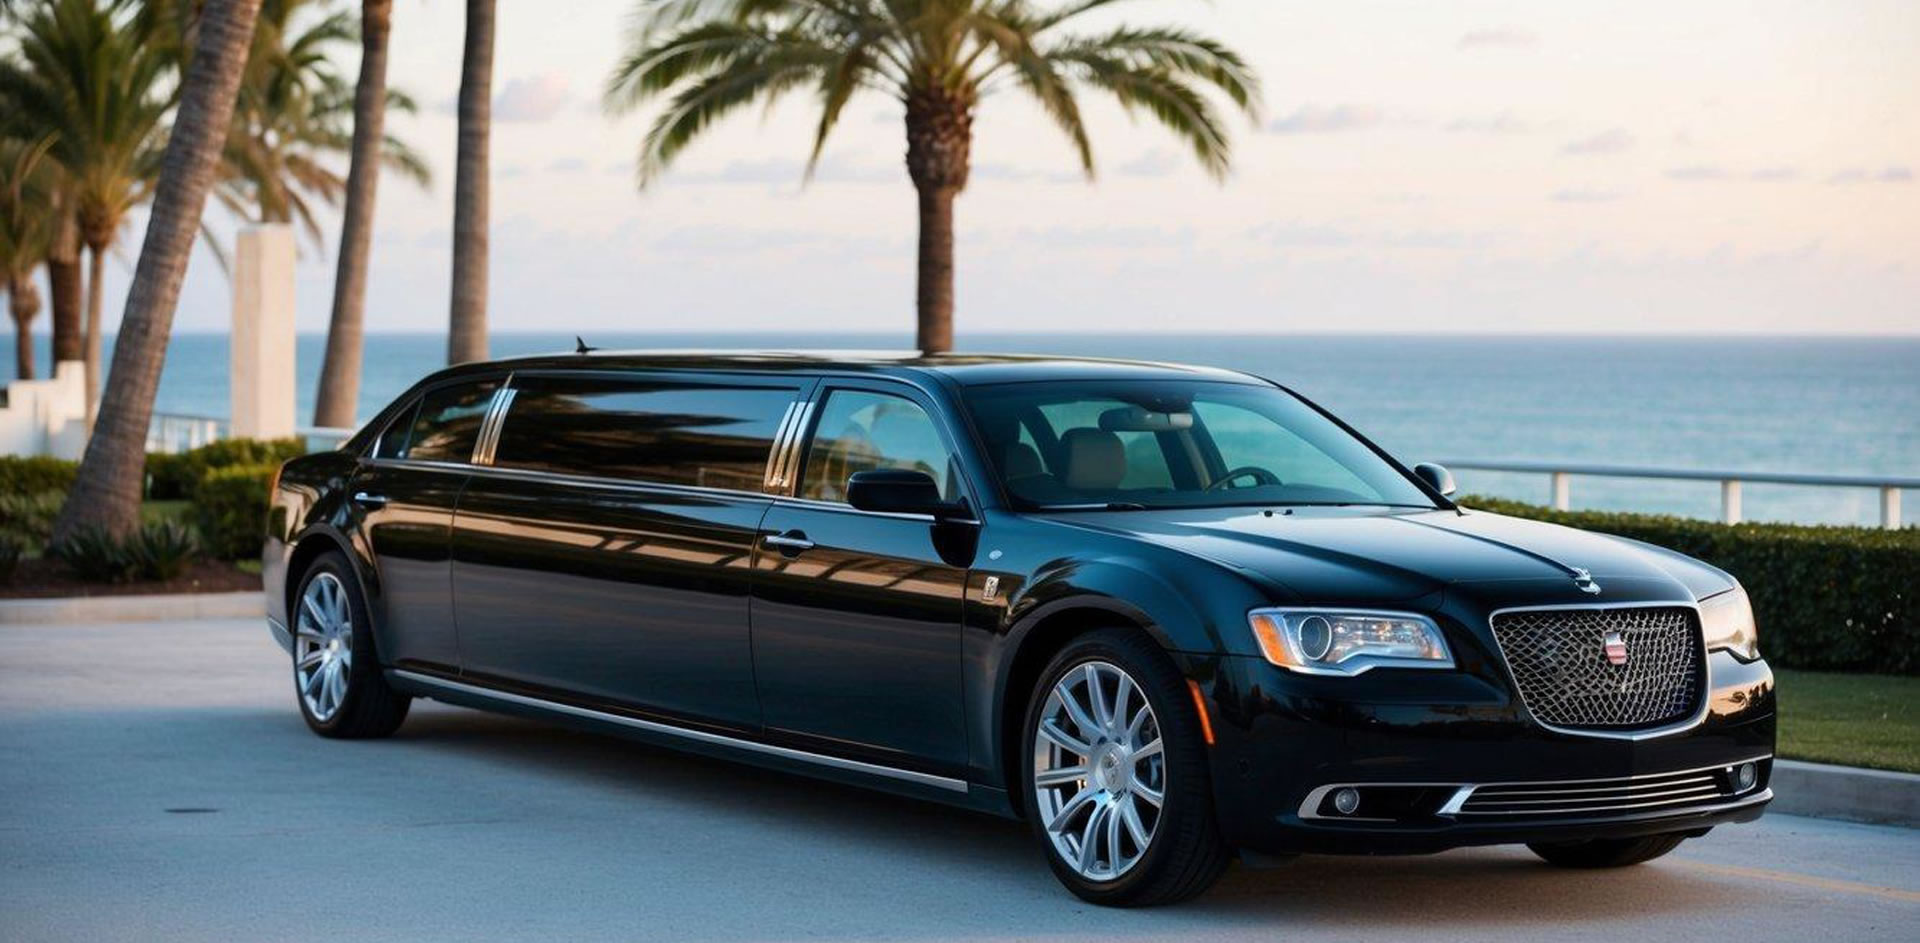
[294,572,353,722]
[1032,660,1165,882]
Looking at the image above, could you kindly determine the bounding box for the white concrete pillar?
[1550,471,1571,511]
[230,225,296,440]
[1721,480,1743,525]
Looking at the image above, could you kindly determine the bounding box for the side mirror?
[846,470,969,519]
[1413,462,1456,497]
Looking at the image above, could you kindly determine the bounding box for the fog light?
[1332,787,1361,815]
[1734,762,1758,792]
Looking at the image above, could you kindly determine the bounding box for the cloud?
[1446,111,1536,134]
[547,157,588,174]
[1551,188,1623,203]
[1247,222,1505,250]
[1749,166,1798,182]
[1827,166,1913,184]
[1267,104,1384,134]
[972,162,1084,184]
[1560,128,1633,156]
[493,74,571,123]
[1457,28,1538,49]
[1117,149,1180,178]
[1666,165,1727,181]
[675,155,897,185]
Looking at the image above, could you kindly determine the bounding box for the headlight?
[1699,586,1759,660]
[1248,608,1454,676]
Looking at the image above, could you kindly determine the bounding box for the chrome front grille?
[1453,765,1747,819]
[1490,605,1704,731]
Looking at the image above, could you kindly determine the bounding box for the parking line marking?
[1684,860,1920,904]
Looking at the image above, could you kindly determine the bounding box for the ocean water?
[16,332,1917,526]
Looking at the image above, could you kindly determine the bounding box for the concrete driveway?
[2,618,1914,942]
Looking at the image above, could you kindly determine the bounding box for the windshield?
[962,380,1436,511]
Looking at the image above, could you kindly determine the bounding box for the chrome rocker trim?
[390,670,969,794]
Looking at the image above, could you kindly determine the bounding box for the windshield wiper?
[1035,501,1150,511]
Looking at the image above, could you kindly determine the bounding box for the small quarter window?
[800,390,956,503]
[371,399,419,459]
[403,380,500,463]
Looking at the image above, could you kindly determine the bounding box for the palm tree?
[53,0,264,543]
[315,0,402,427]
[605,0,1259,352]
[447,0,493,365]
[0,137,57,380]
[0,0,172,421]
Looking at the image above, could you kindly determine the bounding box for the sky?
[96,0,1920,335]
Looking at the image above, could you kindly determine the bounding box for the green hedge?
[146,437,305,500]
[0,455,78,496]
[194,463,277,560]
[1461,495,1919,675]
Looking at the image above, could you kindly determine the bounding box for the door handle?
[763,530,815,555]
[351,491,390,508]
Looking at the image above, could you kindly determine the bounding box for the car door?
[351,376,500,672]
[449,371,808,732]
[750,380,975,776]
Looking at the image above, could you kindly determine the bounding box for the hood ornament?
[1571,567,1602,595]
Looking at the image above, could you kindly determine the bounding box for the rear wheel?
[1527,834,1686,868]
[293,552,410,739]
[1021,628,1230,906]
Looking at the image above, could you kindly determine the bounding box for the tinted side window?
[372,399,419,459]
[492,375,794,490]
[800,390,956,503]
[403,380,499,462]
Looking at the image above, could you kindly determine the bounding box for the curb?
[1769,759,1920,828]
[0,591,264,625]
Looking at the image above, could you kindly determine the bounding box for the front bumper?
[1198,649,1776,855]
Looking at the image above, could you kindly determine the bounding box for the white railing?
[1438,459,1916,529]
[146,413,228,454]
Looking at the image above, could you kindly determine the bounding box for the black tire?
[1527,834,1686,868]
[293,552,410,739]
[1020,627,1231,907]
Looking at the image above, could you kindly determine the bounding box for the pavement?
[1,619,1914,943]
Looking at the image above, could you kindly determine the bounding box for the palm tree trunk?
[447,0,493,365]
[8,274,40,380]
[83,242,105,422]
[904,90,971,355]
[915,185,957,354]
[47,214,82,364]
[53,0,264,544]
[314,0,394,427]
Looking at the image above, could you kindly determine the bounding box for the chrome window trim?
[391,670,969,794]
[1487,600,1712,742]
[471,380,517,466]
[767,402,814,492]
[1298,753,1774,821]
[762,401,805,492]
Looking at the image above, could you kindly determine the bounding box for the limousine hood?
[1041,506,1733,605]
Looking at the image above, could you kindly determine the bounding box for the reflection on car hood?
[1041,506,1732,604]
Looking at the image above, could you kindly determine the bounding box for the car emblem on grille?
[1602,630,1629,666]
[1571,567,1601,595]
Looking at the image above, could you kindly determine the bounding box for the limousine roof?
[437,350,1265,388]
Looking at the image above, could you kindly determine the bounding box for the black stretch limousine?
[264,351,1774,906]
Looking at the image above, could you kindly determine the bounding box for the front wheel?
[1021,628,1230,906]
[1528,834,1687,868]
[292,552,410,739]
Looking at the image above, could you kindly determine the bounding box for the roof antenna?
[574,335,599,355]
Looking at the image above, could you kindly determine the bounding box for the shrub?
[195,463,277,560]
[130,520,199,581]
[1459,495,1920,675]
[52,526,139,583]
[0,490,65,547]
[0,455,79,497]
[0,533,24,583]
[147,437,305,500]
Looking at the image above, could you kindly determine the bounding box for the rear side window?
[401,380,499,462]
[491,375,796,491]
